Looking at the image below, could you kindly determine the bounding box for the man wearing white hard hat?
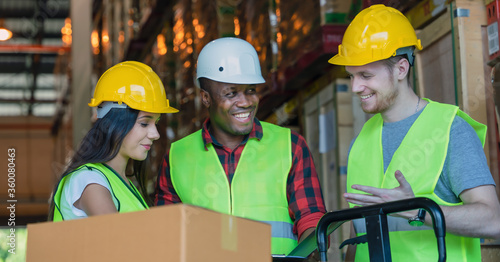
[155,37,326,256]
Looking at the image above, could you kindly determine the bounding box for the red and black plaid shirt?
[155,118,326,239]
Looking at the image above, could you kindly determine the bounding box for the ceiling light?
[0,28,12,41]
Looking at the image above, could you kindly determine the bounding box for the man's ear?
[396,58,410,81]
[201,89,211,108]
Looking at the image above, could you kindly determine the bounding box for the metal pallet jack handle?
[316,197,446,262]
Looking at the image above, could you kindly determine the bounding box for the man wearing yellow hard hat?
[329,4,500,261]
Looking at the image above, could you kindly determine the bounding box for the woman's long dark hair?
[48,107,152,220]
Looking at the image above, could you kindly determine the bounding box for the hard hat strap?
[395,46,416,66]
[97,101,128,118]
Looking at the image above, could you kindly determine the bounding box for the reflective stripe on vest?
[53,163,148,221]
[170,122,297,255]
[348,100,485,261]
[264,221,296,240]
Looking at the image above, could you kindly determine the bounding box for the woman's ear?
[201,89,211,108]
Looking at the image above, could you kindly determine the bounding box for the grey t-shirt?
[351,104,495,202]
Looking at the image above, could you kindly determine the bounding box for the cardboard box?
[26,204,271,262]
[404,0,449,29]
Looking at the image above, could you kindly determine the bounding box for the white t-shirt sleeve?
[59,169,119,220]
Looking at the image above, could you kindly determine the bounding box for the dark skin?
[200,79,259,150]
[200,79,319,260]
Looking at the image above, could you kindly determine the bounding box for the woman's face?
[119,111,161,161]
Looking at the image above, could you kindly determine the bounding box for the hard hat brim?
[328,54,371,66]
[199,74,266,85]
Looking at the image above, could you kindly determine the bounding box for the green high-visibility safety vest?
[170,122,298,255]
[348,100,486,261]
[53,163,148,221]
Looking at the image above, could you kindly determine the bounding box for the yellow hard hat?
[329,4,423,66]
[88,61,178,116]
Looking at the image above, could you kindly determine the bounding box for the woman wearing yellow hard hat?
[49,61,178,221]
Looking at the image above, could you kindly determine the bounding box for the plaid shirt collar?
[201,118,264,150]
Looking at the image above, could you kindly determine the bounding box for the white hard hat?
[196,37,265,84]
